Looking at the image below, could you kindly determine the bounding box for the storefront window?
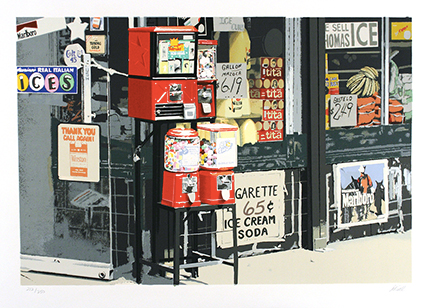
[387,17,412,124]
[325,18,383,129]
[325,18,412,129]
[214,17,286,146]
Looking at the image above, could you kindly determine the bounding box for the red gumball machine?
[161,128,201,207]
[197,123,238,205]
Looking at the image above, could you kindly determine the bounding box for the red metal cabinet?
[128,78,198,121]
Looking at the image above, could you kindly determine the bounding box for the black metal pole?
[134,118,143,284]
[303,18,327,250]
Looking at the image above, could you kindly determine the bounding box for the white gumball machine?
[197,123,238,205]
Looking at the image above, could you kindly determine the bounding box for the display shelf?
[140,202,238,285]
[140,203,238,285]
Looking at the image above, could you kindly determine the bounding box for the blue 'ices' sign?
[17,66,78,94]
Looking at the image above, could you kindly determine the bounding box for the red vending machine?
[196,40,218,119]
[128,26,199,121]
[161,128,201,207]
[197,123,238,204]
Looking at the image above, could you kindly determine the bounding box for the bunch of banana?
[346,66,380,97]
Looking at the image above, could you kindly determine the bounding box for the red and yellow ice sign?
[58,124,100,182]
[391,22,412,40]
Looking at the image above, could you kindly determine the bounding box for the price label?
[330,94,357,127]
[216,63,247,99]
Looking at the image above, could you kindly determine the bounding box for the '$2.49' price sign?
[330,94,357,128]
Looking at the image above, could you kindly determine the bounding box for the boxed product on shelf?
[216,98,247,118]
[249,87,284,100]
[248,78,285,89]
[247,57,284,80]
[256,120,284,142]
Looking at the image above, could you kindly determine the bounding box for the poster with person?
[334,159,389,227]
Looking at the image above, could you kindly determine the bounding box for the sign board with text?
[217,170,285,248]
[86,35,106,54]
[64,44,85,67]
[329,94,357,127]
[213,17,245,32]
[17,66,77,94]
[334,160,389,228]
[58,124,100,182]
[17,17,66,41]
[325,22,379,49]
[216,63,248,99]
[391,22,412,40]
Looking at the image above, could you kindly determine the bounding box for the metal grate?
[111,178,136,267]
[155,103,184,118]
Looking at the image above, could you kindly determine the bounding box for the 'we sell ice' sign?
[325,22,379,49]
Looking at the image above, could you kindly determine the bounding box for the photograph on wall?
[334,160,389,227]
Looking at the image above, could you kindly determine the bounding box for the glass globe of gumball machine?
[161,128,201,207]
[197,123,238,204]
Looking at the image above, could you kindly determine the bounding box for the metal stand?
[133,118,238,285]
[141,202,238,285]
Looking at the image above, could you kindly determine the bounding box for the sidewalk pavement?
[21,230,411,286]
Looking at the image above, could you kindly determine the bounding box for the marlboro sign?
[334,160,389,227]
[17,18,66,41]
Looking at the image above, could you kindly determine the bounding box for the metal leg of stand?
[173,209,181,285]
[211,210,216,258]
[134,119,143,284]
[232,204,238,284]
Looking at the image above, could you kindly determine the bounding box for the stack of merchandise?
[247,57,285,142]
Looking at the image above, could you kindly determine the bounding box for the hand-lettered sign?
[217,170,285,247]
[216,63,248,99]
[329,94,357,127]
